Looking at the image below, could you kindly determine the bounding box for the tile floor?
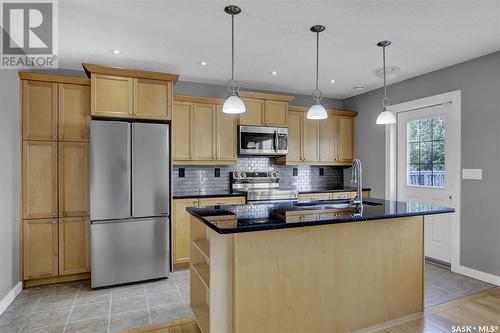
[0,264,495,333]
[0,270,190,333]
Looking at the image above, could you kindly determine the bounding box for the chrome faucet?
[351,158,363,207]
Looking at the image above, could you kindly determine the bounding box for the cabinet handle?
[52,135,56,139]
[52,220,57,224]
[216,202,225,205]
[193,201,198,205]
[52,212,57,217]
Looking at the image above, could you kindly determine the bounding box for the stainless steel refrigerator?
[90,120,170,288]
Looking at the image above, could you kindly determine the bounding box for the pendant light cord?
[315,31,319,91]
[231,14,235,82]
[383,45,387,102]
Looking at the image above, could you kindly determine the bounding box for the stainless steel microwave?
[238,125,288,156]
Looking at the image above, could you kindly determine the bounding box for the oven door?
[239,126,279,155]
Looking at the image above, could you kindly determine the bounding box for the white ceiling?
[59,0,500,99]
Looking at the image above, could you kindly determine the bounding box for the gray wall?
[174,81,344,109]
[0,71,21,301]
[343,51,500,276]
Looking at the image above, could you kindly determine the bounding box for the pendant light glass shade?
[376,40,396,125]
[306,25,327,120]
[307,103,328,119]
[223,5,245,114]
[376,108,396,124]
[223,93,246,114]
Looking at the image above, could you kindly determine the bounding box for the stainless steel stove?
[231,171,298,202]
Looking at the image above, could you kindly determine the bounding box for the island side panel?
[232,216,424,333]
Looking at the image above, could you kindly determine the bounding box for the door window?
[407,116,446,187]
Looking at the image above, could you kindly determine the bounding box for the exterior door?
[397,103,458,263]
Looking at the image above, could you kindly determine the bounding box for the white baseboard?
[0,282,22,315]
[453,264,500,286]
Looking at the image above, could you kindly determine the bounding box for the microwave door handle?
[274,129,279,153]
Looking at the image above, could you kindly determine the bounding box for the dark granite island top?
[186,198,454,234]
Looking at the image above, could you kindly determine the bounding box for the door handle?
[449,195,453,199]
[274,130,279,153]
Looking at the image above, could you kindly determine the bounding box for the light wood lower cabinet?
[58,142,89,217]
[58,217,90,275]
[173,196,245,267]
[23,219,59,280]
[173,199,199,266]
[23,141,58,219]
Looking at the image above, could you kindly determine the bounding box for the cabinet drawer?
[330,192,351,200]
[285,213,320,223]
[297,193,331,201]
[199,196,245,206]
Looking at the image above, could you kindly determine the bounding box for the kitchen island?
[186,199,454,333]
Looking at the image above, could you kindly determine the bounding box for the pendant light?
[307,25,327,120]
[223,5,246,114]
[376,40,396,125]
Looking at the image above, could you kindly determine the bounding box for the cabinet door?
[58,84,90,142]
[22,80,58,141]
[59,217,89,275]
[319,115,337,162]
[23,219,58,279]
[239,98,263,126]
[336,116,355,163]
[287,111,302,163]
[216,105,237,162]
[302,116,320,162]
[59,142,89,217]
[173,199,199,265]
[91,74,133,118]
[134,78,171,120]
[172,101,193,161]
[193,103,216,160]
[264,100,287,126]
[23,141,58,219]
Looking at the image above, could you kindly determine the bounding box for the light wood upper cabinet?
[173,96,237,165]
[319,115,337,162]
[277,106,357,165]
[22,80,58,141]
[23,219,59,279]
[91,74,133,118]
[172,101,193,161]
[216,105,237,162]
[58,142,89,217]
[264,100,288,126]
[134,78,172,120]
[238,92,293,127]
[23,141,58,219]
[173,198,199,266]
[193,103,216,160]
[58,84,90,142]
[239,98,263,126]
[303,117,320,162]
[58,217,89,275]
[286,111,302,163]
[336,115,355,162]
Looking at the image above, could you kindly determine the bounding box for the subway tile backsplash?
[173,157,344,194]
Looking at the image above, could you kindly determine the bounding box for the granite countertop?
[173,190,246,199]
[186,198,455,234]
[298,186,371,194]
[173,187,371,199]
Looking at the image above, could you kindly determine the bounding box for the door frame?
[384,90,462,273]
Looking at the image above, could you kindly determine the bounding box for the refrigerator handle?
[128,124,133,218]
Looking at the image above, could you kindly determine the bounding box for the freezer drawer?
[91,217,169,288]
[131,123,170,217]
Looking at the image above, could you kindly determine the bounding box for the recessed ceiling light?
[353,84,368,91]
[329,79,335,84]
[112,49,121,55]
[270,71,278,76]
[200,61,208,66]
[374,66,400,79]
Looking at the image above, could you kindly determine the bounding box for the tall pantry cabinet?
[19,73,91,286]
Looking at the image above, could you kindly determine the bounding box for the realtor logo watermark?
[1,0,58,68]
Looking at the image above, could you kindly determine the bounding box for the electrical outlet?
[178,168,185,178]
[214,168,220,177]
[293,168,298,177]
[319,168,324,176]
